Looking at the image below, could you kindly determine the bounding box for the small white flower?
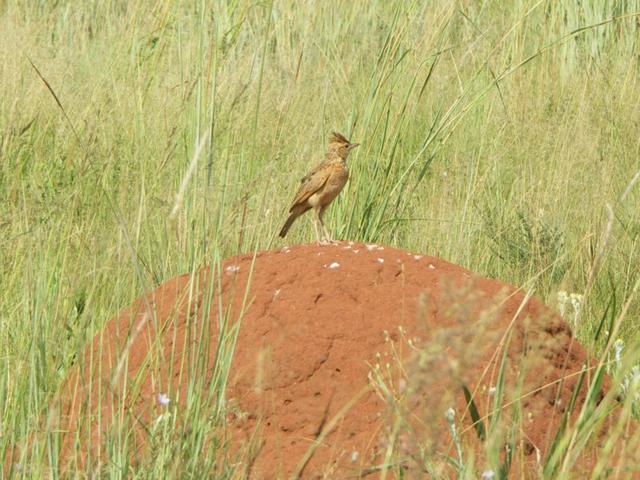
[557,291,569,318]
[570,293,584,323]
[158,393,171,406]
[444,407,455,423]
[570,293,583,309]
[614,339,625,366]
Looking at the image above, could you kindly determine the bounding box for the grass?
[1,0,640,477]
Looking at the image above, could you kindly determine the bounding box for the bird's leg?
[312,208,323,244]
[318,206,335,244]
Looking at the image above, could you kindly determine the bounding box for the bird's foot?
[318,238,339,246]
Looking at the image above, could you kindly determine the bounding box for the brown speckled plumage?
[279,132,360,243]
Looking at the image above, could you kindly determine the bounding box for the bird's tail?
[278,212,298,238]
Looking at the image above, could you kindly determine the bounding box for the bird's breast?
[314,163,348,207]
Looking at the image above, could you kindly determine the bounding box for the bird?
[279,131,360,243]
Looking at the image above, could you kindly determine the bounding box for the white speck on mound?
[350,450,359,463]
[376,246,384,251]
[348,241,354,246]
[352,249,360,254]
[414,255,423,260]
[273,289,281,299]
[376,258,384,264]
[343,244,352,249]
[280,246,290,253]
[365,244,377,251]
[326,262,340,269]
[428,264,436,270]
[225,265,240,274]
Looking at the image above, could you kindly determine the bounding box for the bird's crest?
[329,131,350,145]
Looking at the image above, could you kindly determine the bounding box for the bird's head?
[328,131,360,160]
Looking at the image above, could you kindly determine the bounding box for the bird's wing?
[289,162,331,211]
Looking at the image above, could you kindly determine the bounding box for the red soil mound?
[55,243,620,477]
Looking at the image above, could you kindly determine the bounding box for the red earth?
[51,242,635,477]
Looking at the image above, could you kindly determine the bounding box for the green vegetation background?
[1,0,639,477]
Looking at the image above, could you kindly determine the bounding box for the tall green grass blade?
[462,384,486,441]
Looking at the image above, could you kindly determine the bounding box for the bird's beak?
[348,143,360,150]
